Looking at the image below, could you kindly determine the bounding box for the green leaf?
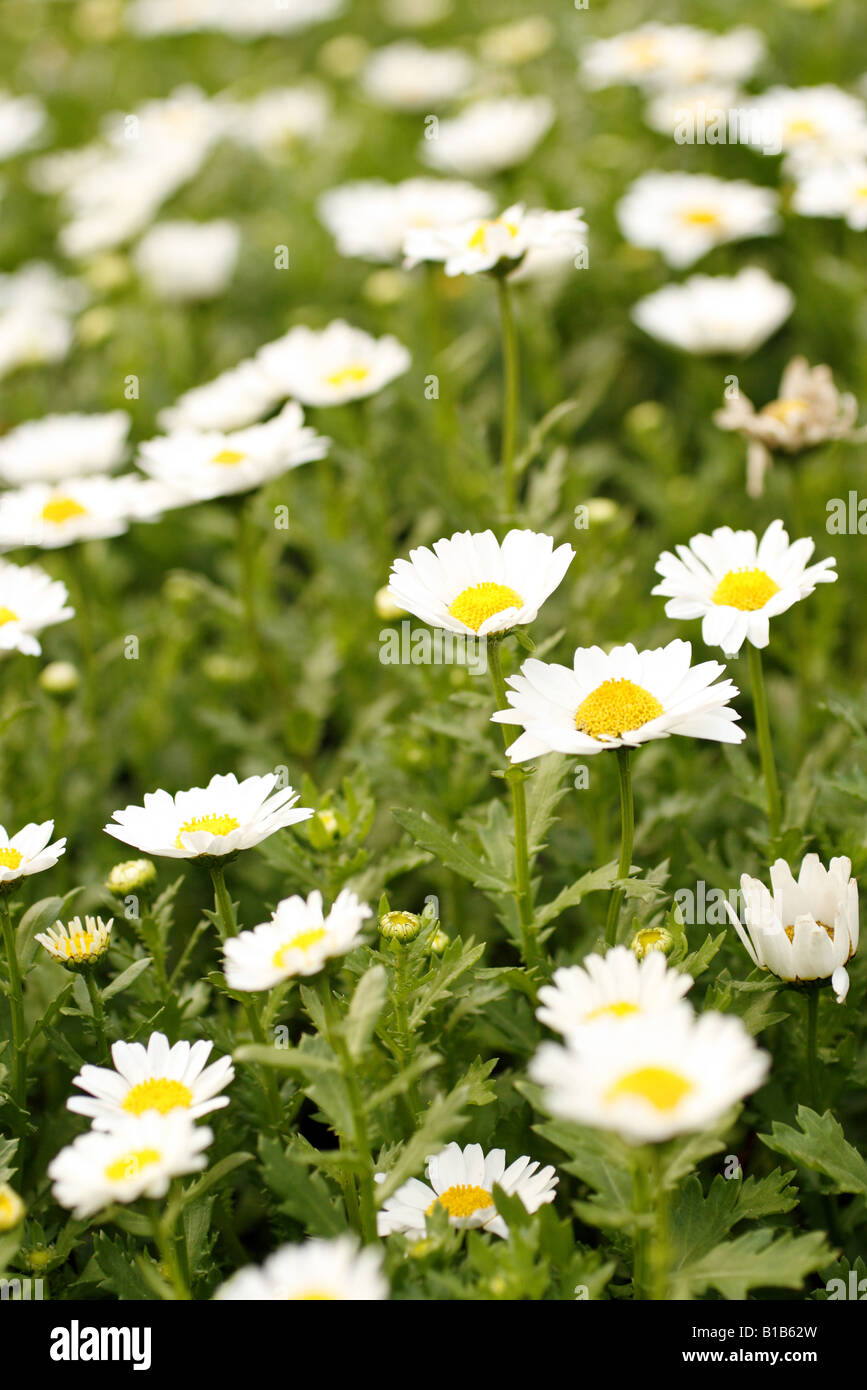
[93,1232,154,1300]
[392,808,505,892]
[181,1151,253,1205]
[534,861,619,930]
[345,965,387,1062]
[102,957,153,1000]
[672,1229,832,1300]
[761,1106,867,1196]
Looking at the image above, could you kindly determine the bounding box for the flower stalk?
[487,638,539,974]
[747,643,782,841]
[605,747,635,947]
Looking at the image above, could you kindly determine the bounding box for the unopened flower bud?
[380,910,422,943]
[630,926,674,960]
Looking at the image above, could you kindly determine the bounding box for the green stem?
[604,747,634,947]
[392,946,421,1118]
[747,643,782,842]
[209,863,282,1129]
[648,1145,669,1301]
[805,984,821,1112]
[0,894,26,1112]
[321,982,377,1244]
[150,1200,189,1301]
[632,1155,650,1300]
[85,971,109,1064]
[487,640,539,974]
[495,275,520,518]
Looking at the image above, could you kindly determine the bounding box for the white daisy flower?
[0,559,73,656]
[157,359,282,433]
[0,262,87,380]
[617,173,778,269]
[420,96,554,178]
[0,411,131,485]
[652,519,837,656]
[793,161,867,231]
[0,91,47,160]
[742,85,867,172]
[215,1236,387,1300]
[257,320,410,407]
[360,41,475,111]
[632,267,794,356]
[643,84,740,137]
[376,1141,558,1239]
[133,219,241,302]
[0,474,166,551]
[387,528,574,638]
[727,855,859,1004]
[0,819,66,883]
[221,85,330,154]
[67,1031,234,1128]
[537,946,694,1039]
[48,1111,212,1218]
[492,638,744,762]
[318,177,494,264]
[128,0,344,39]
[531,1010,770,1144]
[105,772,313,861]
[580,24,764,91]
[35,916,113,969]
[137,402,328,503]
[404,203,587,278]
[223,889,372,990]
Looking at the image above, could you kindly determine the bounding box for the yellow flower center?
[272,926,328,968]
[448,581,524,632]
[122,1078,194,1116]
[606,1066,693,1112]
[760,397,809,423]
[211,449,246,466]
[325,364,371,387]
[428,1184,495,1219]
[57,931,100,959]
[626,36,661,69]
[0,847,23,870]
[41,496,88,525]
[104,1148,162,1182]
[174,812,240,848]
[785,117,818,140]
[681,207,722,227]
[712,567,781,611]
[293,1289,338,1300]
[467,218,520,252]
[0,606,18,627]
[585,1000,640,1021]
[574,678,664,740]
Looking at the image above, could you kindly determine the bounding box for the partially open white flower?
[537,946,693,1039]
[35,916,113,969]
[632,267,794,355]
[48,1111,212,1217]
[318,177,494,264]
[387,528,574,637]
[257,320,410,407]
[215,1236,388,1300]
[617,172,778,269]
[420,96,554,177]
[376,1141,558,1239]
[0,262,87,379]
[0,559,73,656]
[133,219,241,301]
[223,889,371,989]
[0,819,65,883]
[653,519,837,655]
[220,85,330,154]
[404,203,587,277]
[0,411,131,485]
[0,90,47,160]
[68,1031,234,1127]
[531,1010,769,1144]
[727,855,859,1003]
[105,772,313,860]
[360,41,474,111]
[492,638,744,761]
[714,358,858,496]
[137,402,328,503]
[157,358,282,433]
